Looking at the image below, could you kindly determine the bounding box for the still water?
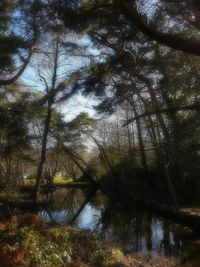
[38,188,200,264]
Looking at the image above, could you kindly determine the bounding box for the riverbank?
[0,214,176,267]
[1,188,200,266]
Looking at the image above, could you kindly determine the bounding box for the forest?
[1,1,200,266]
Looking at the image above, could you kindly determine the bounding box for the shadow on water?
[38,188,200,265]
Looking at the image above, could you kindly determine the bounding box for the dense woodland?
[1,0,200,207]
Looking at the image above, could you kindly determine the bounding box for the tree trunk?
[33,104,52,201]
[33,40,59,201]
[131,101,148,172]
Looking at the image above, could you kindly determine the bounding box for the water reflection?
[38,188,197,260]
[97,201,184,257]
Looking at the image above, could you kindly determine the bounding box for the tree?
[56,0,200,56]
[0,0,41,85]
[0,85,31,188]
[32,28,87,200]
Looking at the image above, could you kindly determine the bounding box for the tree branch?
[122,104,200,126]
[120,2,200,56]
[0,46,34,86]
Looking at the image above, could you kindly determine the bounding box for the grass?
[23,176,73,186]
[53,176,73,185]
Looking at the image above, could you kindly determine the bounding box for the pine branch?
[120,2,200,56]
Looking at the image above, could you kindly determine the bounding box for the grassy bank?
[23,177,73,186]
[0,214,176,267]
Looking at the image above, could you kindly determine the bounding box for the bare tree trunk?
[130,99,148,172]
[33,104,52,200]
[116,111,122,161]
[33,40,59,201]
[59,140,98,185]
[135,89,162,168]
[92,136,113,174]
[125,107,133,159]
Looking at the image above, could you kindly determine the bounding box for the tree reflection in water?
[38,188,197,260]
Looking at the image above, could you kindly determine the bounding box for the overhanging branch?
[122,105,200,126]
[120,2,200,56]
[0,46,34,86]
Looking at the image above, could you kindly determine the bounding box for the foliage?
[0,214,165,267]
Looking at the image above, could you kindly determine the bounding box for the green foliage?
[19,228,70,266]
[66,112,97,140]
[0,102,30,156]
[0,221,129,267]
[54,111,97,152]
[0,1,28,73]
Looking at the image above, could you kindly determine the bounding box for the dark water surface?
[38,188,200,265]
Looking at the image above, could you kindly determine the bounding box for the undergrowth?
[0,214,177,267]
